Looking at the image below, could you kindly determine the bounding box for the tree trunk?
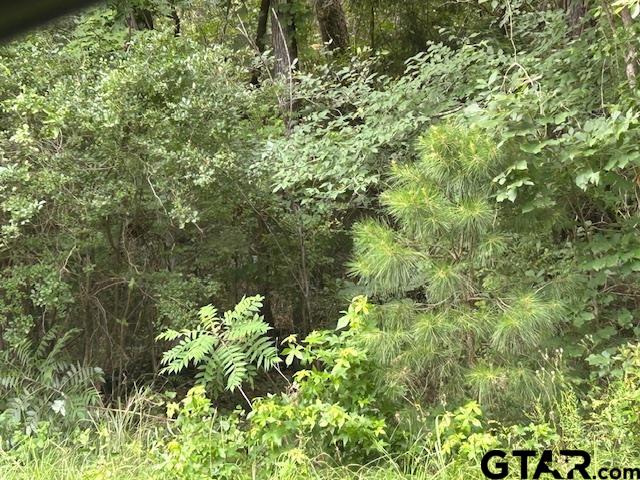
[256,214,275,327]
[313,0,349,50]
[126,9,154,31]
[369,2,375,50]
[620,6,637,88]
[270,0,298,78]
[270,0,299,130]
[171,5,181,36]
[256,0,271,53]
[563,0,586,37]
[250,0,271,85]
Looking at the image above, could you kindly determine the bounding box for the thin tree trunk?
[620,7,637,88]
[369,3,375,50]
[82,256,92,365]
[171,5,181,36]
[297,215,311,333]
[564,0,586,37]
[250,0,271,85]
[126,9,154,31]
[313,0,349,50]
[220,0,233,41]
[270,0,298,78]
[256,0,271,52]
[257,214,275,326]
[270,0,299,130]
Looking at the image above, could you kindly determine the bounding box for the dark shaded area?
[0,0,99,41]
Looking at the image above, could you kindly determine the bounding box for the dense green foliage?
[2,0,640,477]
[349,123,569,414]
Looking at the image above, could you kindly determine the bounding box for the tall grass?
[2,436,638,480]
[3,380,640,480]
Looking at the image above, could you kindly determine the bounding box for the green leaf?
[336,315,350,330]
[575,169,600,190]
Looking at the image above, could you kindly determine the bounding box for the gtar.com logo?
[481,449,640,479]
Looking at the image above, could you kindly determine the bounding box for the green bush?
[248,297,389,461]
[158,386,248,480]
